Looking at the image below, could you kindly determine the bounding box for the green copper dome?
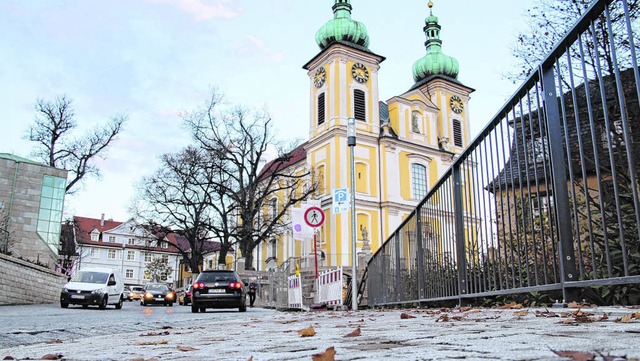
[315,0,370,49]
[412,1,459,82]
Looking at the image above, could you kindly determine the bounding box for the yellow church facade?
[254,1,474,270]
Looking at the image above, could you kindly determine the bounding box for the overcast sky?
[0,0,531,221]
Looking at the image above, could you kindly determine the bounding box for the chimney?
[100,213,105,227]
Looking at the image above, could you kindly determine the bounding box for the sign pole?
[304,206,325,281]
[313,232,318,279]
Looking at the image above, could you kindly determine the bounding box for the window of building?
[162,255,169,263]
[90,232,99,242]
[208,259,213,269]
[268,198,277,220]
[355,162,367,193]
[144,253,152,262]
[90,248,98,258]
[125,269,134,278]
[127,250,135,260]
[127,238,135,245]
[411,163,428,200]
[354,89,366,121]
[108,236,115,243]
[37,175,66,255]
[531,137,549,164]
[107,249,116,259]
[161,241,168,249]
[317,93,325,125]
[453,119,463,147]
[411,111,421,134]
[268,239,277,260]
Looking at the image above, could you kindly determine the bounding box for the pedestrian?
[248,280,258,307]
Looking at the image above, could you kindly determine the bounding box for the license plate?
[208,289,225,294]
[71,295,85,299]
[155,297,164,300]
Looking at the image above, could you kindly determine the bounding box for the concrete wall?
[0,253,67,306]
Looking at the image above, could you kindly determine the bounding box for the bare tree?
[26,95,127,194]
[183,89,317,270]
[0,204,15,256]
[131,146,221,277]
[507,0,639,82]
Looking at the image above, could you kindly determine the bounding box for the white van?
[60,267,125,309]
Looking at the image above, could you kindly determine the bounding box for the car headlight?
[92,288,105,295]
[62,288,68,293]
[166,293,174,300]
[145,292,153,299]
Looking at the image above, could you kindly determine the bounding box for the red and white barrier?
[317,267,343,307]
[287,274,302,309]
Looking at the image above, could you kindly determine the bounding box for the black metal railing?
[368,0,640,307]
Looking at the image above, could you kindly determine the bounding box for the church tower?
[302,0,386,267]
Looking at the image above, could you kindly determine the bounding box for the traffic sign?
[332,188,350,214]
[304,206,325,228]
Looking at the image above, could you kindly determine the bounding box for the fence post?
[415,205,425,302]
[453,165,468,304]
[540,65,579,303]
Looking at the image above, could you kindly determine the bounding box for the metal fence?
[368,0,640,307]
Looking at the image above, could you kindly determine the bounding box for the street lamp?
[347,118,358,311]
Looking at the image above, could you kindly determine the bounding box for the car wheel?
[191,303,198,313]
[169,302,173,307]
[115,296,123,310]
[99,296,108,310]
[239,302,247,312]
[82,305,89,309]
[60,302,68,309]
[142,300,147,306]
[200,307,206,313]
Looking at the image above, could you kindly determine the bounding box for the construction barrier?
[287,274,302,309]
[317,267,343,307]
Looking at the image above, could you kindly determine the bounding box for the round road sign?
[304,206,325,228]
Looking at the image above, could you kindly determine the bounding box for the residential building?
[0,153,68,269]
[252,1,474,270]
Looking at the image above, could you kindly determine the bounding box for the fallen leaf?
[400,312,416,319]
[459,307,473,312]
[619,314,633,323]
[436,314,449,322]
[177,346,199,352]
[513,310,529,317]
[535,309,558,318]
[247,357,253,361]
[46,339,63,344]
[498,302,522,309]
[344,328,361,337]
[141,331,170,337]
[312,346,336,361]
[135,340,169,346]
[3,356,15,360]
[567,301,581,308]
[297,326,316,337]
[41,354,62,360]
[551,350,595,361]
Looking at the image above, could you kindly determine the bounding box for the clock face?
[314,67,326,88]
[450,95,464,114]
[351,63,369,83]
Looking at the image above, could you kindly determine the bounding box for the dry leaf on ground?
[344,328,361,337]
[535,309,558,318]
[436,314,449,322]
[400,312,416,319]
[312,346,336,361]
[498,302,523,309]
[135,340,169,346]
[40,354,62,360]
[176,346,199,352]
[3,356,15,360]
[513,310,529,317]
[46,339,63,344]
[141,331,170,337]
[551,350,595,361]
[297,326,316,337]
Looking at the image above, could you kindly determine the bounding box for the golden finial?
[428,1,434,8]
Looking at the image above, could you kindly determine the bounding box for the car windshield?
[198,272,237,283]
[72,271,109,284]
[146,284,168,292]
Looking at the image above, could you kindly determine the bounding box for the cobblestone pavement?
[1,305,640,360]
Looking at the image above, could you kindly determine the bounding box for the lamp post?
[347,118,358,311]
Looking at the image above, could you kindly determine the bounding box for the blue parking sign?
[332,188,350,214]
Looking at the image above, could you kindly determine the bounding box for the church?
[254,0,473,270]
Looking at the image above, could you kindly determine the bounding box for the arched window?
[453,119,463,147]
[354,89,366,121]
[411,163,427,200]
[317,93,326,125]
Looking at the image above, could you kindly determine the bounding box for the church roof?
[315,0,370,50]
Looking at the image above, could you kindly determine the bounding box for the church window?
[354,89,366,121]
[411,111,421,133]
[317,93,325,125]
[356,162,367,193]
[453,119,463,147]
[411,163,428,200]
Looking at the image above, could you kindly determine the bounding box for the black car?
[141,283,175,306]
[191,270,246,313]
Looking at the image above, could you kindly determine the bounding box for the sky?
[0,0,532,222]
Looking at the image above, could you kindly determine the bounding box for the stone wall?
[0,253,67,306]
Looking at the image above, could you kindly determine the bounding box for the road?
[0,300,249,349]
